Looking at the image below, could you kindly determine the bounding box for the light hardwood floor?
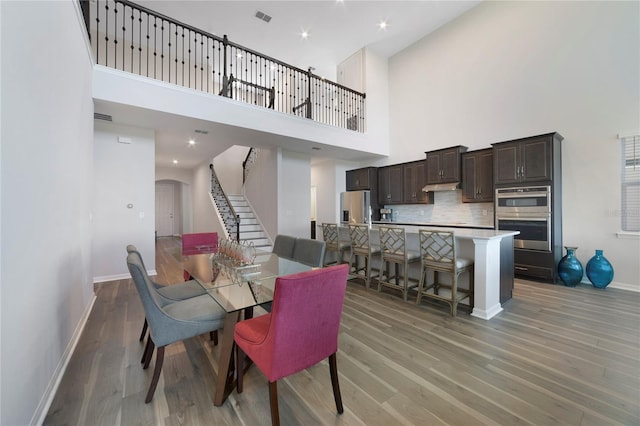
[44,237,640,425]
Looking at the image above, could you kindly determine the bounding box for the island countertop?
[366,223,518,241]
[372,220,494,231]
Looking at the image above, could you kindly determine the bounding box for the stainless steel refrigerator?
[340,191,371,225]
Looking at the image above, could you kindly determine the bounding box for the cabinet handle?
[515,266,528,271]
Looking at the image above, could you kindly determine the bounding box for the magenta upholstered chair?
[234,264,349,426]
[181,232,218,280]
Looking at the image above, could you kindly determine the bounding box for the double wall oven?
[495,186,551,252]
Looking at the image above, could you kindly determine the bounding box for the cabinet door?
[378,167,390,203]
[388,165,403,204]
[462,154,478,202]
[403,162,429,203]
[476,150,494,201]
[440,148,460,183]
[426,153,442,184]
[493,142,520,185]
[346,168,372,190]
[521,138,552,182]
[346,169,359,190]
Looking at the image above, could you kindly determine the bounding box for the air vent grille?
[255,10,272,23]
[194,129,209,134]
[94,112,112,121]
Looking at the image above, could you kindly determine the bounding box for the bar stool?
[322,223,351,266]
[348,224,381,289]
[416,229,474,316]
[377,226,420,301]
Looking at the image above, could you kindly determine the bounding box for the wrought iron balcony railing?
[83,0,366,132]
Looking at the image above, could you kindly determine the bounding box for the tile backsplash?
[384,190,494,227]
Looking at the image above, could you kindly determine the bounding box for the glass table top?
[182,249,314,312]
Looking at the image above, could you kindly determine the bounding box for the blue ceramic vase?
[586,249,614,289]
[557,246,583,287]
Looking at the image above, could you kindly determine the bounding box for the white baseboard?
[31,294,97,426]
[93,269,157,283]
[608,281,640,292]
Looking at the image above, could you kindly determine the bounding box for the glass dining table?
[182,249,313,406]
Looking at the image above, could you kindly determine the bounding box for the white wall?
[191,161,226,236]
[0,1,94,424]
[363,48,390,156]
[388,1,640,288]
[156,166,193,184]
[311,158,359,226]
[245,148,279,241]
[213,145,250,195]
[278,150,312,237]
[93,121,156,280]
[156,167,194,234]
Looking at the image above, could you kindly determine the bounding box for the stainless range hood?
[421,182,461,192]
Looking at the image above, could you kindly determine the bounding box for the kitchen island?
[338,223,518,320]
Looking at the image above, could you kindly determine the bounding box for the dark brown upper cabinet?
[378,165,403,205]
[346,167,377,191]
[492,133,562,185]
[425,145,468,185]
[402,160,433,204]
[462,149,494,203]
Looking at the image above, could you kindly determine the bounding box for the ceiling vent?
[255,10,272,23]
[94,112,112,121]
[194,129,209,134]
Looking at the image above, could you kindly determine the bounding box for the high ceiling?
[99,0,481,169]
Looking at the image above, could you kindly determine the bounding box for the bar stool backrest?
[379,226,407,260]
[349,224,371,254]
[322,223,340,250]
[419,230,456,270]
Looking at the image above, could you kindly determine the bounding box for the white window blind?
[621,135,640,232]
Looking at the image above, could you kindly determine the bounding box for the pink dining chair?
[234,263,350,426]
[181,232,218,280]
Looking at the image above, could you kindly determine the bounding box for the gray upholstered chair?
[293,238,326,267]
[127,253,226,403]
[322,223,351,266]
[377,226,420,301]
[126,245,207,342]
[272,234,297,259]
[416,230,474,316]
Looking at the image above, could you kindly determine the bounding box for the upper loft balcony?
[84,0,389,164]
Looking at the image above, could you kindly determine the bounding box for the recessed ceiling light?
[378,20,388,30]
[188,139,196,147]
[301,30,309,40]
[173,159,179,164]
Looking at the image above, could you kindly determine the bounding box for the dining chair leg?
[268,381,280,426]
[236,344,244,394]
[141,336,152,364]
[139,318,148,342]
[328,353,344,414]
[142,339,155,369]
[145,345,165,403]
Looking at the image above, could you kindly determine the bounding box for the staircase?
[227,194,272,251]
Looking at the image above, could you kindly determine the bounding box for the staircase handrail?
[242,147,260,184]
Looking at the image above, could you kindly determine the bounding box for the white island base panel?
[338,224,519,320]
[470,237,505,320]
